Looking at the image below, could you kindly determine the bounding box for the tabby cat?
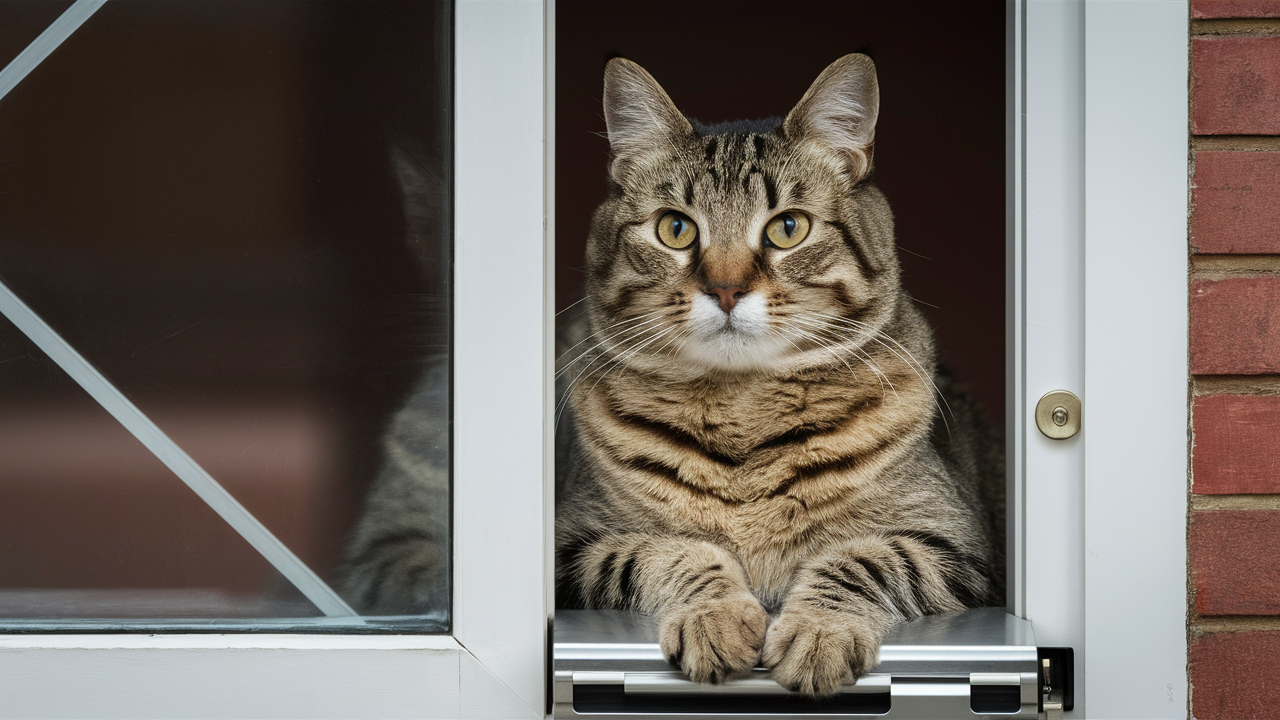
[555,54,1004,696]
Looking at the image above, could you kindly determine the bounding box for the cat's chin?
[677,337,788,374]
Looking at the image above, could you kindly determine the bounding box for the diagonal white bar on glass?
[0,0,359,619]
[0,0,105,100]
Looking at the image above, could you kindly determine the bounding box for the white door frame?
[1019,2,1188,718]
[1081,2,1188,717]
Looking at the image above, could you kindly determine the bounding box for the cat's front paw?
[659,592,768,684]
[762,608,882,696]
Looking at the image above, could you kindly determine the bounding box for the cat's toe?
[763,610,879,696]
[659,592,768,684]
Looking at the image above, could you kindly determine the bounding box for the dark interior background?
[556,0,1006,430]
[0,1,450,621]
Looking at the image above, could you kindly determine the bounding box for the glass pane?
[0,1,451,630]
[0,320,318,621]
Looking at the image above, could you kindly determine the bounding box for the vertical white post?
[454,1,548,715]
[1024,0,1087,715]
[1083,1,1188,717]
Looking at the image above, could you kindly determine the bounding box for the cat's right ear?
[783,54,880,183]
[603,58,693,177]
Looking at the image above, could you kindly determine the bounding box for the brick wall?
[1190,2,1280,718]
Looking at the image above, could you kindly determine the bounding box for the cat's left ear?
[603,58,693,177]
[783,54,879,182]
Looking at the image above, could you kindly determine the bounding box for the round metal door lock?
[1035,390,1081,440]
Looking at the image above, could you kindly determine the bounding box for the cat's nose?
[705,285,747,314]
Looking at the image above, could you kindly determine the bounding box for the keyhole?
[1052,407,1068,426]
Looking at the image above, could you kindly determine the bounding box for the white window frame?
[0,2,1188,717]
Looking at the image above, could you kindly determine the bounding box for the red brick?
[1193,37,1280,135]
[1191,278,1280,374]
[1194,395,1280,493]
[1192,631,1280,719]
[1191,510,1280,615]
[1192,152,1280,253]
[1194,0,1280,18]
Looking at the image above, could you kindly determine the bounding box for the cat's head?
[584,54,908,376]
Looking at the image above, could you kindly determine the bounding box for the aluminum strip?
[970,672,1024,686]
[623,671,890,696]
[878,646,1037,663]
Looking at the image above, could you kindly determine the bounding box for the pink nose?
[705,285,746,314]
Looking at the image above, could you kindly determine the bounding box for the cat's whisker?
[651,323,692,359]
[655,326,697,366]
[556,323,660,378]
[554,320,675,425]
[773,325,875,391]
[555,311,671,378]
[556,308,668,367]
[574,322,685,414]
[556,297,588,317]
[800,312,924,379]
[776,322,896,401]
[814,313,945,409]
[789,314,913,400]
[610,321,687,372]
[805,315,935,402]
[801,311,954,432]
[556,317,684,426]
[768,325,809,356]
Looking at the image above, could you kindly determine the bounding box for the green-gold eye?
[764,212,811,249]
[656,212,698,249]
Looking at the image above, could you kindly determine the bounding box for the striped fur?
[342,361,450,620]
[556,55,1004,695]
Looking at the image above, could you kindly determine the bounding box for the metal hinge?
[1038,647,1074,719]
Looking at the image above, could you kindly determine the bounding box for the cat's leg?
[341,372,450,615]
[341,479,448,615]
[560,531,768,684]
[763,532,991,695]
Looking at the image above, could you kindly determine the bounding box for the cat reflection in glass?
[346,54,1003,697]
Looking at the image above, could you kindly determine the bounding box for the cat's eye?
[763,212,811,249]
[656,212,698,249]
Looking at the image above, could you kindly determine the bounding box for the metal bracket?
[1037,647,1074,719]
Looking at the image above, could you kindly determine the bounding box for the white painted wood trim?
[1022,1,1087,716]
[1083,1,1189,718]
[453,0,548,717]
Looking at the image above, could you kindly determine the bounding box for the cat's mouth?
[677,293,789,370]
[692,292,768,335]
